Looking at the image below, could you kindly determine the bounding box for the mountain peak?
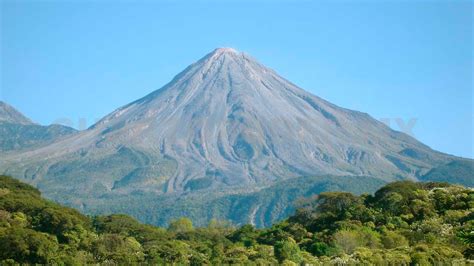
[0,101,34,125]
[212,47,239,55]
[202,47,254,64]
[204,47,242,63]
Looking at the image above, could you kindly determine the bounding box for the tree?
[381,230,409,249]
[34,207,90,244]
[308,241,330,256]
[223,246,250,264]
[228,224,258,247]
[0,227,59,264]
[316,192,362,219]
[146,240,192,264]
[333,230,362,254]
[274,237,302,263]
[168,217,193,234]
[371,181,421,215]
[91,234,144,263]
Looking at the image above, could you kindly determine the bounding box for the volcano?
[1,48,468,226]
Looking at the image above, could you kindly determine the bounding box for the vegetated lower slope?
[1,48,471,227]
[420,159,474,187]
[73,175,386,228]
[0,175,472,264]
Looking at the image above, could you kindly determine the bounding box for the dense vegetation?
[0,175,472,264]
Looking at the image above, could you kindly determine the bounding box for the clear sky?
[1,0,472,158]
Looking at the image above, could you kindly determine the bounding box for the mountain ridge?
[0,101,34,125]
[0,101,77,152]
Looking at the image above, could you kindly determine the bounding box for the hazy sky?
[1,0,472,158]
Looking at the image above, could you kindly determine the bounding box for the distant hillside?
[0,122,77,152]
[0,175,472,264]
[0,102,77,152]
[420,159,474,187]
[0,101,33,125]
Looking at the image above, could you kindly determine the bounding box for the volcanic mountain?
[0,48,470,226]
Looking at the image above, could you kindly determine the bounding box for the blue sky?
[1,0,472,158]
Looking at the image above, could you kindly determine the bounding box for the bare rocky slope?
[0,48,470,226]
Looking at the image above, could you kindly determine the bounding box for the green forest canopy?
[0,175,472,264]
